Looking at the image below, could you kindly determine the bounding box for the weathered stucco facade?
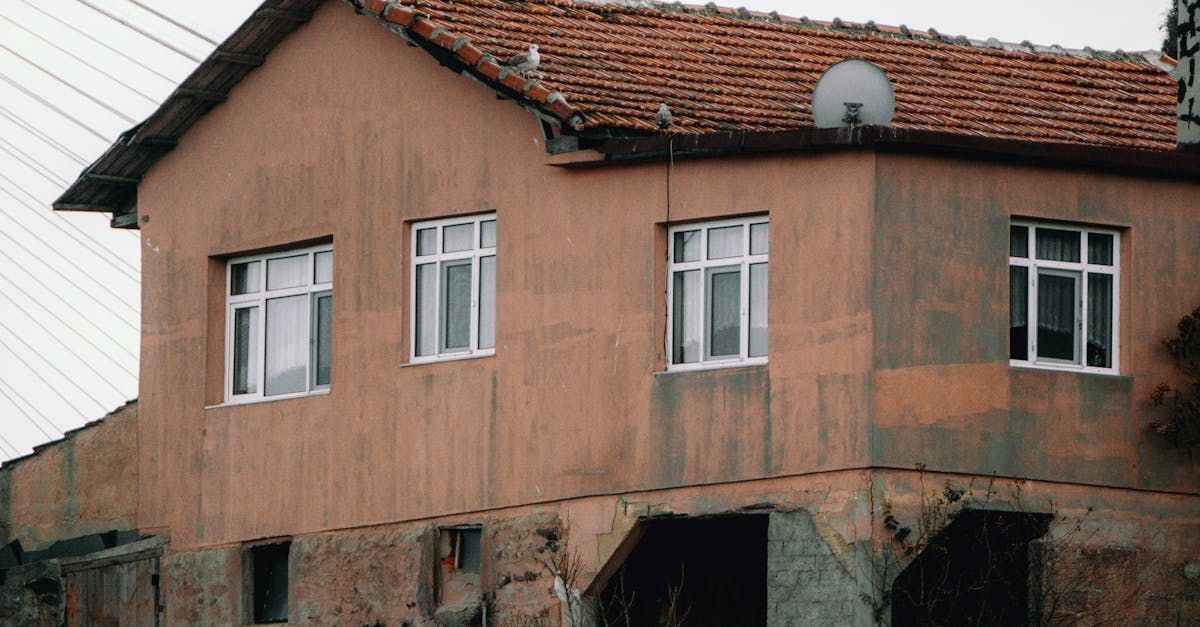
[19,0,1200,623]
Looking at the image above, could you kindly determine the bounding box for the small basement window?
[248,542,290,624]
[443,527,481,572]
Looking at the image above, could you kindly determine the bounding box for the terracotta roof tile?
[357,0,1177,151]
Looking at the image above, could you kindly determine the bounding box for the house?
[27,0,1200,623]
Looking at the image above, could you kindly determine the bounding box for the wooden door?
[63,548,160,627]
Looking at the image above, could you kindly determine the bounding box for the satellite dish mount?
[811,59,895,129]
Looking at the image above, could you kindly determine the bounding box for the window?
[226,244,332,403]
[435,526,483,608]
[248,542,290,624]
[411,214,496,361]
[667,216,768,370]
[445,527,481,572]
[1009,221,1118,373]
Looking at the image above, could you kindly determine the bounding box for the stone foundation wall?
[767,509,872,626]
[147,473,1197,626]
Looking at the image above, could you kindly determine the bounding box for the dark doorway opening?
[892,509,1052,626]
[595,515,767,626]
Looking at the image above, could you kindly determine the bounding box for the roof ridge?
[561,0,1172,69]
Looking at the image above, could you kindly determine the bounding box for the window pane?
[415,264,438,357]
[1009,266,1028,360]
[231,261,261,295]
[1036,271,1079,363]
[266,254,308,290]
[750,222,769,255]
[480,220,496,249]
[441,261,472,351]
[232,306,258,395]
[313,293,332,387]
[443,223,474,253]
[1035,228,1080,262]
[314,251,332,284]
[673,230,700,262]
[457,529,482,572]
[672,270,701,363]
[1010,226,1028,258]
[417,228,437,256]
[1087,274,1113,368]
[479,256,495,350]
[707,225,743,259]
[265,295,308,395]
[708,268,741,357]
[1088,233,1113,266]
[749,263,767,357]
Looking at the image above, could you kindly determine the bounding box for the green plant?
[1149,305,1200,448]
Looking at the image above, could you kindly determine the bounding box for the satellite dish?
[811,59,895,128]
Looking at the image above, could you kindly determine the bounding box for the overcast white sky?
[0,0,1176,462]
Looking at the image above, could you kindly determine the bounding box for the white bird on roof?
[655,102,673,129]
[502,44,540,76]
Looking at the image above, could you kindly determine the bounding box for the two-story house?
[38,0,1200,623]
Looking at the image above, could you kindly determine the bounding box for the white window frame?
[666,215,768,372]
[409,213,496,363]
[224,243,333,404]
[1009,220,1119,375]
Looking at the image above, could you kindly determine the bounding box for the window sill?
[403,351,495,367]
[654,360,768,376]
[1008,361,1126,379]
[205,389,330,410]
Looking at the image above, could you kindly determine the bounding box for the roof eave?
[555,125,1200,179]
[52,0,322,227]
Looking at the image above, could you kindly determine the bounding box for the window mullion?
[699,230,709,362]
[1028,264,1038,361]
[1080,271,1089,367]
[740,259,750,361]
[470,254,480,351]
[225,303,234,399]
[257,301,267,401]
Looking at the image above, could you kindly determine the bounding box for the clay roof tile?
[356,0,1175,149]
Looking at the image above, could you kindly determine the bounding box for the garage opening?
[591,514,767,626]
[891,509,1052,626]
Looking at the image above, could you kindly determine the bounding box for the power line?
[0,172,141,282]
[71,0,203,63]
[121,0,219,45]
[0,140,71,187]
[0,338,97,419]
[0,259,139,361]
[0,224,141,322]
[0,42,138,124]
[0,320,124,405]
[0,380,60,441]
[0,71,111,143]
[0,104,89,164]
[0,182,141,282]
[0,13,161,106]
[0,272,138,379]
[16,0,178,85]
[0,134,70,184]
[0,433,21,458]
[0,290,136,391]
[0,186,142,298]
